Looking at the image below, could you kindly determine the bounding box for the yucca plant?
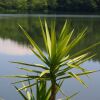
[14,79,51,100]
[3,19,100,100]
[13,79,78,100]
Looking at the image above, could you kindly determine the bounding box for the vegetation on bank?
[0,0,100,14]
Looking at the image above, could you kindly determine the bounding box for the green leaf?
[27,79,35,100]
[11,61,49,70]
[45,86,51,100]
[77,53,96,65]
[59,55,69,64]
[39,18,48,54]
[18,24,48,63]
[68,53,89,64]
[39,80,47,99]
[56,67,72,77]
[57,30,74,62]
[66,28,87,54]
[56,83,67,97]
[14,86,28,100]
[31,48,47,64]
[36,80,40,100]
[59,20,69,39]
[40,70,50,77]
[0,75,39,79]
[57,70,98,80]
[18,82,39,91]
[17,67,41,74]
[67,63,87,72]
[12,79,33,84]
[66,91,79,100]
[51,20,56,61]
[58,91,79,100]
[44,19,51,58]
[68,72,88,88]
[70,42,100,59]
[21,84,32,100]
[56,79,64,94]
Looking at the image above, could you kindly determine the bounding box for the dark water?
[0,14,100,100]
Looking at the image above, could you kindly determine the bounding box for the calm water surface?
[0,14,100,100]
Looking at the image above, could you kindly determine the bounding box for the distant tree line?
[0,0,100,14]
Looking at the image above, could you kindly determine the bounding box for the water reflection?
[0,15,100,61]
[0,38,32,55]
[0,15,100,100]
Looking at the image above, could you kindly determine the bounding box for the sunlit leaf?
[11,61,49,70]
[40,70,50,77]
[57,70,98,80]
[68,72,88,88]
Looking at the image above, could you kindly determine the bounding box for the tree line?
[0,0,100,13]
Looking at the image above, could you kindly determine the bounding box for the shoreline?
[0,14,100,18]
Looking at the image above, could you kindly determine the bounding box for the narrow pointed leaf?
[14,86,28,100]
[40,70,50,77]
[51,20,56,61]
[68,72,88,88]
[17,67,41,74]
[18,24,48,62]
[66,92,79,100]
[44,19,51,57]
[18,82,39,91]
[11,61,48,70]
[12,79,33,84]
[70,42,100,59]
[57,70,98,80]
[77,54,96,65]
[39,18,48,53]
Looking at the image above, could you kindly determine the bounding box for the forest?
[0,0,100,14]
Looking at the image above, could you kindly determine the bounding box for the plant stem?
[50,78,56,100]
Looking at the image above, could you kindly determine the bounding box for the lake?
[0,14,100,100]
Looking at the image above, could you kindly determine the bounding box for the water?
[0,14,100,100]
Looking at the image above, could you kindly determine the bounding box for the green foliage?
[14,80,51,100]
[0,0,100,13]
